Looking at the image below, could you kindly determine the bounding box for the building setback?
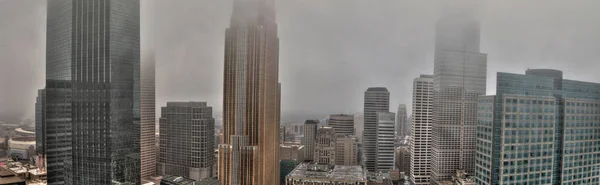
[158,102,215,181]
[396,104,409,138]
[302,120,319,162]
[314,127,337,165]
[217,0,281,184]
[376,112,395,172]
[327,114,354,137]
[45,0,141,184]
[430,10,487,184]
[363,87,390,172]
[336,135,359,166]
[410,75,434,185]
[475,69,600,185]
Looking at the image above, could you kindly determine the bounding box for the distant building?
[336,135,359,166]
[34,89,45,155]
[314,127,336,165]
[353,113,364,142]
[410,74,434,185]
[301,120,319,162]
[141,52,157,179]
[280,143,305,162]
[285,163,367,185]
[395,147,410,174]
[327,114,354,137]
[376,112,395,172]
[160,175,219,185]
[158,102,215,181]
[289,122,304,136]
[475,70,600,185]
[395,105,408,138]
[364,87,390,172]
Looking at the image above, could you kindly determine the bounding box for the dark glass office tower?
[46,0,140,184]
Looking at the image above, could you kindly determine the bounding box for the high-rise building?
[327,114,354,137]
[336,135,359,166]
[141,53,156,179]
[217,0,280,184]
[430,10,487,184]
[35,89,45,154]
[286,163,368,185]
[363,87,390,172]
[376,112,395,172]
[354,113,364,142]
[157,102,215,181]
[396,104,408,138]
[395,146,410,174]
[302,120,319,162]
[410,74,434,185]
[475,69,600,185]
[314,127,337,165]
[45,1,140,184]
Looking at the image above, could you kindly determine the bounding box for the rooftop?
[366,87,388,92]
[287,163,367,183]
[0,167,25,184]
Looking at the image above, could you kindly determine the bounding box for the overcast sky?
[1,0,600,122]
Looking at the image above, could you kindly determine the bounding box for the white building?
[410,74,434,185]
[376,112,395,172]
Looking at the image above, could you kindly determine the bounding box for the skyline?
[2,0,600,122]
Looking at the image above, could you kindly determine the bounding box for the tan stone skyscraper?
[218,0,280,184]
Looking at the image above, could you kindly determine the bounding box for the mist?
[1,0,599,123]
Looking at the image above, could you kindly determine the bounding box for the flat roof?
[287,163,367,182]
[0,167,25,184]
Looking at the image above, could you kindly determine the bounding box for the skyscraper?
[158,102,215,181]
[35,89,45,155]
[396,104,408,138]
[475,69,600,185]
[46,0,140,184]
[430,9,487,184]
[327,114,354,137]
[410,75,434,185]
[376,112,395,172]
[302,120,319,162]
[218,0,280,184]
[314,127,337,165]
[363,87,390,172]
[140,52,156,179]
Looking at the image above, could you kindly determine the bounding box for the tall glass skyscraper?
[475,69,600,185]
[363,87,390,172]
[46,0,140,184]
[410,75,434,185]
[217,0,281,184]
[430,10,487,184]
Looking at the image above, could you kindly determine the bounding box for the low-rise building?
[280,143,305,162]
[285,163,367,185]
[0,167,25,185]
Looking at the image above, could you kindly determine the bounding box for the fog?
[1,0,599,123]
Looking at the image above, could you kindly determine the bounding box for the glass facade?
[363,87,390,172]
[475,71,600,185]
[46,0,140,184]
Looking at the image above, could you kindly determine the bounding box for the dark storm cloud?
[1,0,599,121]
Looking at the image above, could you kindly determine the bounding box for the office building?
[354,113,364,142]
[302,120,319,162]
[396,104,409,138]
[430,9,487,184]
[34,89,45,154]
[45,0,141,184]
[314,127,336,165]
[217,0,281,184]
[475,69,600,185]
[364,87,390,172]
[410,74,434,185]
[376,112,395,172]
[395,147,410,174]
[158,102,215,181]
[285,163,368,185]
[327,114,354,137]
[289,122,304,136]
[336,135,359,166]
[141,53,156,179]
[280,143,305,162]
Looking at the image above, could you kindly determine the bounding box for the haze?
[1,0,599,123]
